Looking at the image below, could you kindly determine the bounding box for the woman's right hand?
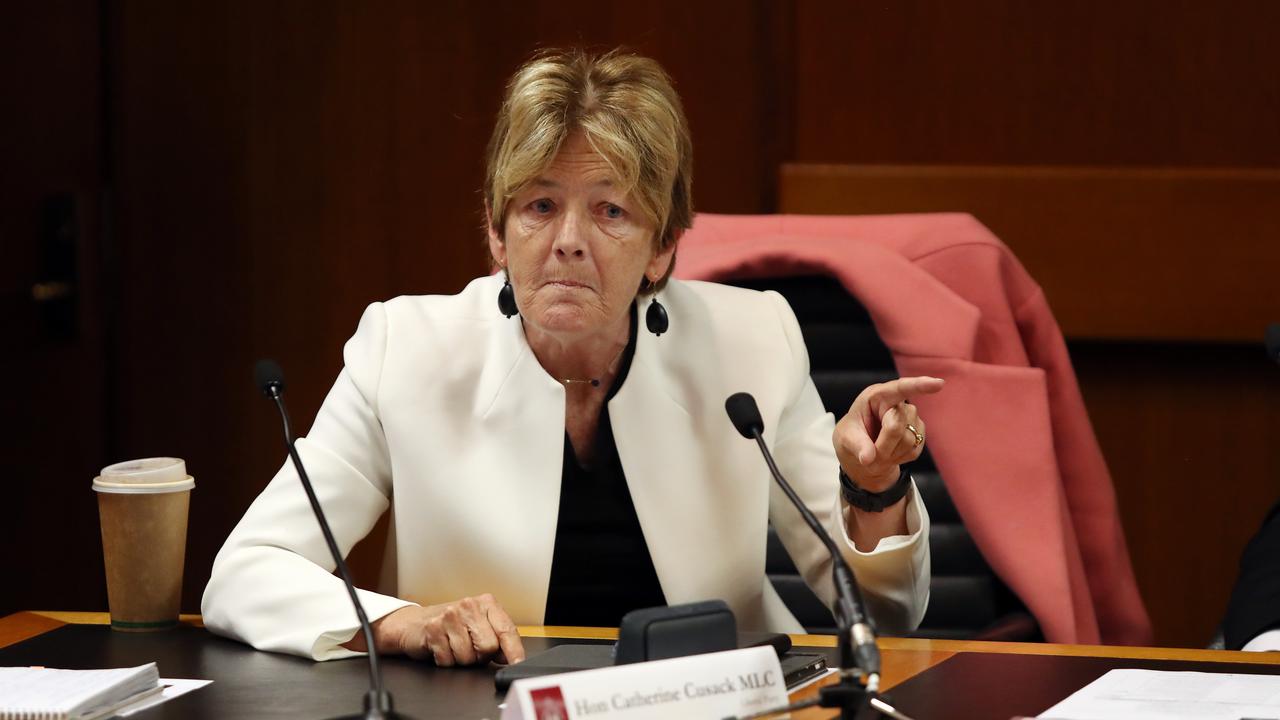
[349,594,526,667]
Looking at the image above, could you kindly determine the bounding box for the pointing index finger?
[869,376,945,409]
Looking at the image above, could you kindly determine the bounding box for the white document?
[1039,668,1280,720]
[501,646,788,720]
[115,678,213,717]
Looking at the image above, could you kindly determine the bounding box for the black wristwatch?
[839,467,912,512]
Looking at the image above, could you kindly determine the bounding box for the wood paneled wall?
[779,164,1280,342]
[1074,341,1280,649]
[101,0,790,616]
[1,1,108,620]
[792,2,1280,166]
[6,1,1276,649]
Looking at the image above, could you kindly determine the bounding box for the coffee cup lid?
[93,475,195,494]
[95,458,194,494]
[101,457,186,484]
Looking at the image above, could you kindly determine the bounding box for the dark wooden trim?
[780,163,1280,342]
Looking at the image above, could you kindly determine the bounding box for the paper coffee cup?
[94,458,195,632]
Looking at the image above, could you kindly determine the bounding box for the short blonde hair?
[484,48,694,290]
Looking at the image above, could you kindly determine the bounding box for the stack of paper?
[1040,668,1280,720]
[0,662,161,720]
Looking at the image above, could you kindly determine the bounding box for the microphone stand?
[750,429,879,720]
[260,370,409,720]
[723,393,916,720]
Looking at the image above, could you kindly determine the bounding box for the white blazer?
[202,275,930,660]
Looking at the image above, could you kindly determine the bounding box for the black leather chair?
[731,274,1040,641]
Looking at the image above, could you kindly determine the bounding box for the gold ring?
[907,424,924,447]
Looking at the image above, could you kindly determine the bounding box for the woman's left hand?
[833,376,945,494]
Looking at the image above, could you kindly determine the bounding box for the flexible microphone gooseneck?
[255,359,410,720]
[726,392,908,720]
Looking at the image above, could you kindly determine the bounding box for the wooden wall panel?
[793,1,1280,166]
[1073,342,1280,648]
[779,164,1280,342]
[0,1,106,618]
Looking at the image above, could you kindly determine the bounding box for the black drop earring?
[645,294,668,336]
[497,277,518,318]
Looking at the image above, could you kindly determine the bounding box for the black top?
[543,308,667,626]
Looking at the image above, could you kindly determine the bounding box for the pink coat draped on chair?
[675,212,1152,646]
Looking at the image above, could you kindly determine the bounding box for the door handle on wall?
[35,193,79,341]
[32,281,73,302]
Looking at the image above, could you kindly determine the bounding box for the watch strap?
[840,467,912,512]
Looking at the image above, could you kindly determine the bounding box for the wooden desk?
[5,612,1279,719]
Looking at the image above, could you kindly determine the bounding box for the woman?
[203,48,939,667]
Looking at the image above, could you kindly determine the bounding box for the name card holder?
[501,646,787,720]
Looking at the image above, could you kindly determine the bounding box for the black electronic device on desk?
[494,600,828,692]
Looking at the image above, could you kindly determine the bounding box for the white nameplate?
[501,646,787,720]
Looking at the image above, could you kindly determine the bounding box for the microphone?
[255,359,410,720]
[726,392,885,719]
[1266,324,1280,366]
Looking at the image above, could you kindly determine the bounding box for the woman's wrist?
[840,466,911,512]
[344,606,414,654]
[845,498,910,552]
[843,465,901,493]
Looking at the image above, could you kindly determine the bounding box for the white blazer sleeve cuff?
[835,480,931,634]
[311,591,419,661]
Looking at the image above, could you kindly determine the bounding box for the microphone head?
[254,358,285,397]
[1267,324,1280,366]
[725,392,765,439]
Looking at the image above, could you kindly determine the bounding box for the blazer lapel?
[469,315,567,624]
[608,299,768,618]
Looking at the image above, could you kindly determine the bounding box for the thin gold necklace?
[558,342,629,388]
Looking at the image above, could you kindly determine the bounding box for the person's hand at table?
[833,376,945,550]
[343,593,526,667]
